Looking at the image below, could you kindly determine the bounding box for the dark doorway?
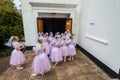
[43,18,66,34]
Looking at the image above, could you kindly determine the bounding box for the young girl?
[48,33,54,54]
[60,38,68,62]
[67,36,76,61]
[42,34,50,56]
[9,36,26,70]
[32,39,51,77]
[50,37,63,67]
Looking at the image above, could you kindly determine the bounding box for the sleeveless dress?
[50,42,63,62]
[32,46,51,74]
[67,39,76,56]
[9,42,26,66]
[42,38,50,55]
[61,40,68,57]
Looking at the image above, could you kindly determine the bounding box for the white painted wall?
[21,0,37,46]
[78,0,120,73]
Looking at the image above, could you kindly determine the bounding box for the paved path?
[0,49,111,80]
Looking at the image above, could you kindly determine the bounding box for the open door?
[37,18,43,32]
[37,18,72,33]
[65,18,72,32]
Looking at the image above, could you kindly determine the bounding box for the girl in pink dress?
[48,34,54,54]
[42,34,50,56]
[50,37,63,67]
[60,38,68,62]
[9,36,26,70]
[67,36,76,61]
[32,39,51,77]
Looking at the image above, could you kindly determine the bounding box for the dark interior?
[43,18,66,34]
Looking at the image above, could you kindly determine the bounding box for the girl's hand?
[20,46,24,49]
[16,48,20,51]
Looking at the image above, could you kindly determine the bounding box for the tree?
[0,0,23,49]
[0,0,23,27]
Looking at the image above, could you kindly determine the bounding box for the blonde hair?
[13,36,18,41]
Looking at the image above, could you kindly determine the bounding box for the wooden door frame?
[66,18,72,32]
[37,18,72,33]
[37,18,43,32]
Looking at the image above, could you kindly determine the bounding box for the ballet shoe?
[16,67,24,70]
[31,73,37,77]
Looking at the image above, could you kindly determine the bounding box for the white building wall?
[21,0,37,46]
[78,0,120,73]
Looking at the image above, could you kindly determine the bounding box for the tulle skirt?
[61,46,68,57]
[9,49,26,66]
[32,53,51,74]
[68,44,76,56]
[50,47,63,63]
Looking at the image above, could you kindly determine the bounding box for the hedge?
[0,26,24,39]
[0,26,24,50]
[0,47,13,57]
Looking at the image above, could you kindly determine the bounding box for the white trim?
[86,34,108,45]
[29,2,77,8]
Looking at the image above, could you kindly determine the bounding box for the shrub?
[0,0,24,57]
[0,26,24,39]
[0,26,24,49]
[0,47,13,57]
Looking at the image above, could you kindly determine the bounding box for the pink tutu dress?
[61,40,68,57]
[32,46,51,75]
[9,42,26,66]
[42,38,50,55]
[50,42,63,63]
[67,39,76,56]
